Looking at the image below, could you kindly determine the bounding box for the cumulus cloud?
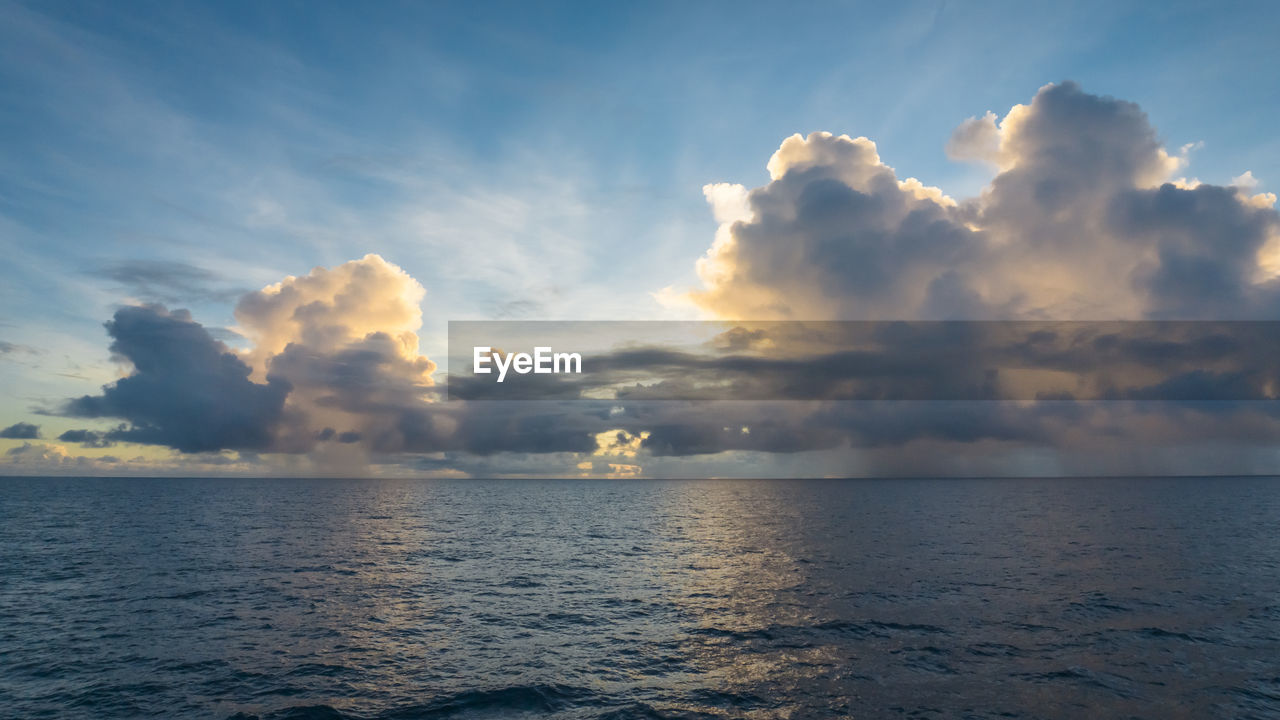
[686,81,1280,321]
[1232,170,1259,191]
[57,254,606,464]
[945,111,1001,164]
[637,81,1280,472]
[7,442,77,463]
[235,253,433,376]
[2,442,126,475]
[689,130,983,319]
[231,254,439,457]
[65,305,291,453]
[0,422,40,439]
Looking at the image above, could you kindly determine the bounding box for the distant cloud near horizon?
[0,422,40,439]
[58,429,116,448]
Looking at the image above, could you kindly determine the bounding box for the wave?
[228,684,597,720]
[223,683,785,720]
[683,617,951,645]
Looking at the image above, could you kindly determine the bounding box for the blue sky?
[3,0,1280,475]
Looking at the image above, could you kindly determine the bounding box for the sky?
[3,0,1280,477]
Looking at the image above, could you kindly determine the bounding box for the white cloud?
[680,82,1280,321]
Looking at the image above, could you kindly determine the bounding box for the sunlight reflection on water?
[1,477,1278,718]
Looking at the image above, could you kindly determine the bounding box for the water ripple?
[1,476,1278,718]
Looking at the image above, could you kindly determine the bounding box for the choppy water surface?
[1,477,1278,719]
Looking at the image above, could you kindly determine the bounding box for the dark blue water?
[1,477,1278,719]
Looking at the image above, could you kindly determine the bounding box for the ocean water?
[1,477,1278,719]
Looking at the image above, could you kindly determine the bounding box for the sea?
[1,477,1278,719]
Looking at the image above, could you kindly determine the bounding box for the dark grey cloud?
[376,404,599,456]
[622,400,1060,457]
[314,427,364,444]
[47,304,1280,469]
[0,422,40,439]
[58,428,116,448]
[1109,183,1280,318]
[266,334,436,413]
[64,305,291,453]
[448,322,1280,402]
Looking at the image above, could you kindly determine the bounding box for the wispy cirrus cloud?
[86,260,248,306]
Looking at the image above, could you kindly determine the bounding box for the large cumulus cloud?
[230,255,437,457]
[650,81,1280,471]
[686,81,1280,321]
